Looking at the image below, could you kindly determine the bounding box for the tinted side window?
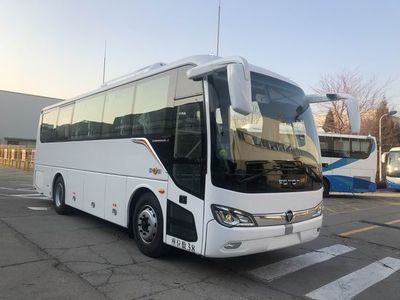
[360,140,370,153]
[41,108,58,142]
[319,136,372,159]
[71,94,105,140]
[132,72,172,135]
[175,65,203,100]
[333,137,350,158]
[102,84,135,138]
[319,136,328,155]
[351,138,372,159]
[56,104,74,141]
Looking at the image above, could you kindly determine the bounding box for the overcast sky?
[1,0,399,108]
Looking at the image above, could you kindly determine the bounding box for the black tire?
[53,176,72,215]
[132,192,169,257]
[323,178,330,198]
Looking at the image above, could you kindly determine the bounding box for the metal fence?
[0,145,35,170]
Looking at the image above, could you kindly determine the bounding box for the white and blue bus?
[319,133,377,196]
[34,55,359,258]
[385,147,400,190]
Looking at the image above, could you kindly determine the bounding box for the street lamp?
[379,110,397,181]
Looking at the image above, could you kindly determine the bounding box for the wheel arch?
[52,172,64,197]
[127,186,158,237]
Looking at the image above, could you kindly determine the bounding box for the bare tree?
[313,70,391,134]
[315,71,400,183]
[322,109,335,133]
[373,99,400,151]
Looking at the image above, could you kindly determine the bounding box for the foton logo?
[149,168,161,175]
[279,179,300,186]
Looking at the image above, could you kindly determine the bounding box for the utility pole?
[102,40,107,85]
[216,0,221,56]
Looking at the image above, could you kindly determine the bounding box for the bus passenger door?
[165,100,206,255]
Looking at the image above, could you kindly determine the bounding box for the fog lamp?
[224,241,242,249]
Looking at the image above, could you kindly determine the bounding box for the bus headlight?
[311,202,323,218]
[211,205,257,227]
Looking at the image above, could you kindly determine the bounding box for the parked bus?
[384,147,400,190]
[34,55,358,258]
[319,133,377,196]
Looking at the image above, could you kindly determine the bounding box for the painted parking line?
[0,192,50,200]
[14,194,50,200]
[247,244,355,282]
[27,206,49,211]
[339,219,400,237]
[10,193,46,197]
[306,257,400,300]
[0,186,36,192]
[9,193,50,200]
[360,220,400,230]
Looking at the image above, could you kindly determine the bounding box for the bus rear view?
[319,133,377,196]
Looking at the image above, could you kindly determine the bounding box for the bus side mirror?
[305,93,360,134]
[227,63,252,115]
[337,94,360,135]
[382,152,388,164]
[187,56,252,115]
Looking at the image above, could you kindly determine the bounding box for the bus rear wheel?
[132,192,169,257]
[53,176,72,215]
[323,179,330,198]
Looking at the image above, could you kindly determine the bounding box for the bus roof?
[41,55,300,112]
[318,132,376,140]
[389,147,400,152]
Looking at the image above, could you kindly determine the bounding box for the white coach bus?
[319,133,377,196]
[34,55,359,258]
[384,147,400,190]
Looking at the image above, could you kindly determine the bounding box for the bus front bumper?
[204,215,322,258]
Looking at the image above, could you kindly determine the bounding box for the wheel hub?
[55,183,63,207]
[137,205,157,244]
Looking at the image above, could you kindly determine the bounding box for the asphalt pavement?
[0,167,399,300]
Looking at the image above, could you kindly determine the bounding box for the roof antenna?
[102,40,107,85]
[216,0,221,56]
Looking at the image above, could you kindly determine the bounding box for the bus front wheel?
[53,176,72,215]
[132,192,169,257]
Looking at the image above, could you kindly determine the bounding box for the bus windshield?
[387,151,400,177]
[209,71,321,193]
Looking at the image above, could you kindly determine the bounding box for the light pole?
[379,110,397,181]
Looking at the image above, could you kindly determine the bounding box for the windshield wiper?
[238,164,299,183]
[238,167,280,183]
[237,160,322,184]
[303,165,323,183]
[283,161,322,183]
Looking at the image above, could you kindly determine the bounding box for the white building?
[0,90,62,145]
